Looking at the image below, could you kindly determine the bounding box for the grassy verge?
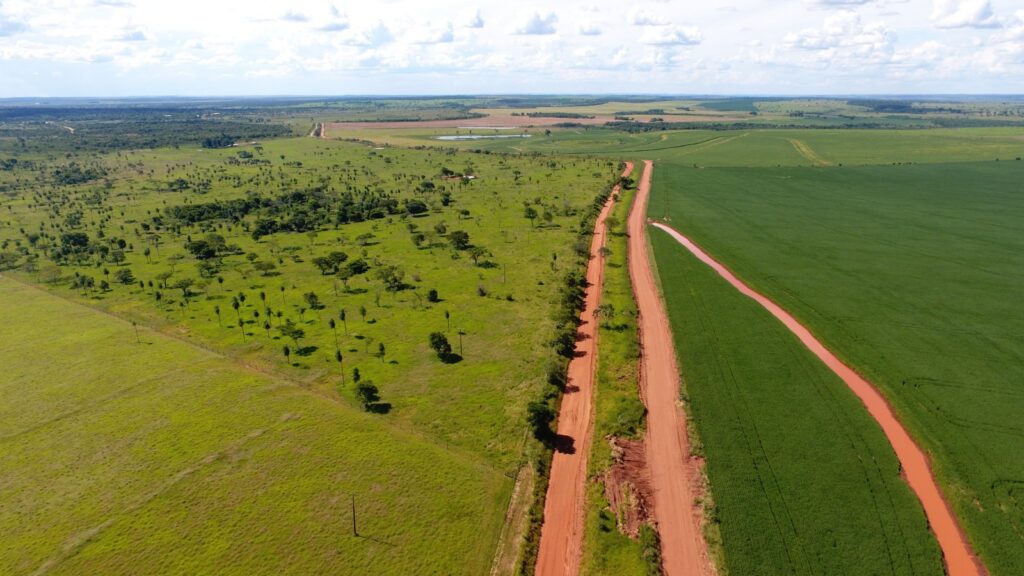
[578,175,656,576]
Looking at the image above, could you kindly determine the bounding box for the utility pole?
[351,494,358,536]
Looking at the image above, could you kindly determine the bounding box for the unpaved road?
[629,161,715,576]
[650,221,985,576]
[535,162,634,576]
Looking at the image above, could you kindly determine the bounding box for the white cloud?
[579,22,602,36]
[342,21,393,47]
[116,29,147,42]
[931,0,1001,28]
[640,26,701,45]
[0,17,27,36]
[412,22,453,44]
[464,9,484,29]
[318,21,350,32]
[629,8,668,26]
[281,10,309,23]
[515,12,557,35]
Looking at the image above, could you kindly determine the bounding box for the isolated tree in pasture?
[238,318,245,342]
[303,291,322,310]
[352,367,361,384]
[283,345,291,363]
[329,318,339,348]
[429,332,452,359]
[449,230,470,250]
[378,342,385,363]
[263,320,271,338]
[356,382,380,410]
[469,246,487,265]
[232,297,240,321]
[214,304,221,326]
[427,289,439,303]
[143,247,151,263]
[445,310,451,331]
[359,305,367,323]
[114,268,135,284]
[279,319,305,347]
[339,308,348,334]
[524,206,538,227]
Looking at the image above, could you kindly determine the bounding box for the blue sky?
[0,0,1022,97]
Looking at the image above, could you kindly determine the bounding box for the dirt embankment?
[601,437,653,537]
[628,161,716,576]
[650,220,986,576]
[534,163,634,576]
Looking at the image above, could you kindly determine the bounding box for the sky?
[0,0,1023,97]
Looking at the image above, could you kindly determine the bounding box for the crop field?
[648,157,1024,573]
[0,276,508,575]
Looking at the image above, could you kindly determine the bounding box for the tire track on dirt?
[649,220,986,576]
[534,162,633,576]
[628,160,715,576]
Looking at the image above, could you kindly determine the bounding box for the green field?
[649,158,1024,573]
[0,133,619,574]
[0,276,507,575]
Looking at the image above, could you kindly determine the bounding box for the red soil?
[629,161,715,576]
[650,219,986,576]
[534,162,634,576]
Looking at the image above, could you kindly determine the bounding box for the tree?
[173,277,194,298]
[378,342,385,363]
[338,308,348,334]
[114,268,135,284]
[303,291,322,310]
[445,310,451,331]
[429,332,452,359]
[214,304,221,326]
[468,246,487,266]
[359,305,367,323]
[279,319,305,347]
[329,318,339,349]
[238,317,245,341]
[527,401,555,442]
[143,247,151,263]
[355,382,380,410]
[352,367,361,384]
[524,206,538,227]
[427,289,439,303]
[448,230,470,250]
[376,265,405,291]
[283,345,291,363]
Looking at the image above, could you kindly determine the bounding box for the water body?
[434,134,533,141]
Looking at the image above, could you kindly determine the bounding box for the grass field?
[0,276,509,575]
[0,134,621,574]
[650,159,1024,574]
[0,137,617,469]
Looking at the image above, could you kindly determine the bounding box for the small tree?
[524,206,538,227]
[355,381,380,410]
[378,342,385,363]
[214,304,221,326]
[429,332,452,359]
[359,305,367,323]
[448,230,470,250]
[283,345,291,363]
[427,289,439,303]
[329,318,338,348]
[303,291,322,310]
[527,401,555,442]
[339,308,348,334]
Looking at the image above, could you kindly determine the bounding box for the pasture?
[0,276,508,575]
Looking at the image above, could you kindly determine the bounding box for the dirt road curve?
[629,161,715,576]
[650,220,986,576]
[535,162,634,576]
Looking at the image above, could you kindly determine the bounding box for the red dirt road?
[629,161,715,576]
[535,162,634,576]
[649,222,986,576]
